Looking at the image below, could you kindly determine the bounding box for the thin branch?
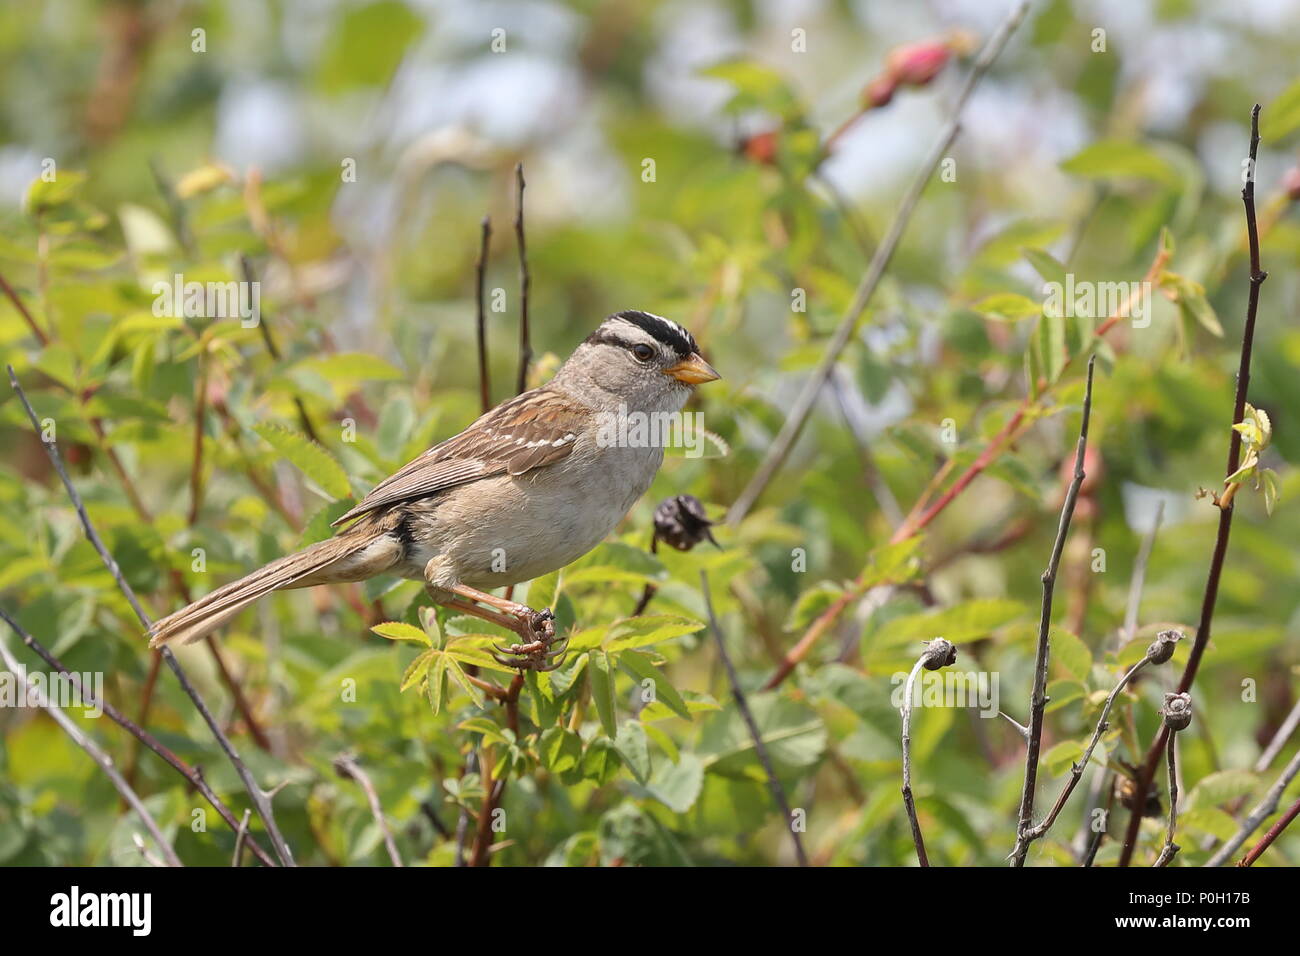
[1205,746,1300,866]
[701,570,808,866]
[1256,697,1300,773]
[187,351,208,525]
[475,215,492,413]
[1154,733,1180,866]
[1081,773,1117,867]
[1015,653,1150,859]
[0,633,182,867]
[0,267,51,345]
[232,809,251,867]
[900,655,931,866]
[1120,104,1268,866]
[514,162,532,395]
[0,603,276,866]
[1240,792,1300,866]
[6,365,296,866]
[335,753,403,867]
[1011,354,1096,867]
[726,0,1029,526]
[454,750,478,867]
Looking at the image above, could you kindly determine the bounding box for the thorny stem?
[1016,656,1150,859]
[335,754,403,867]
[0,631,182,867]
[6,365,296,866]
[0,603,276,866]
[1119,104,1268,866]
[1240,792,1300,867]
[701,570,809,866]
[1011,355,1095,867]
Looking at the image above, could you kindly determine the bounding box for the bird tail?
[147,535,371,648]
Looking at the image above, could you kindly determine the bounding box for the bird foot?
[491,608,567,671]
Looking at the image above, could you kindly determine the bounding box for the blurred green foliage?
[1,0,1299,867]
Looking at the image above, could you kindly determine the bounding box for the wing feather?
[331,388,589,526]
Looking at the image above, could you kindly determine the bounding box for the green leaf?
[371,621,431,646]
[400,648,436,691]
[1042,739,1086,776]
[25,170,87,214]
[1022,247,1068,288]
[253,422,351,499]
[973,292,1042,322]
[614,721,651,783]
[605,615,706,652]
[645,753,705,813]
[426,654,447,715]
[1261,79,1300,142]
[317,1,425,93]
[783,582,844,631]
[444,657,485,709]
[1059,141,1180,185]
[619,649,691,721]
[538,727,583,774]
[588,650,618,737]
[1262,468,1279,516]
[581,737,622,785]
[1186,770,1258,811]
[1051,630,1093,683]
[880,598,1026,647]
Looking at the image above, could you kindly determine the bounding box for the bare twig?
[1154,733,1180,866]
[1205,746,1300,866]
[335,753,403,867]
[0,603,276,866]
[899,656,930,864]
[1120,104,1268,866]
[726,0,1029,526]
[1011,355,1096,867]
[701,570,808,866]
[514,162,532,395]
[1081,774,1117,867]
[239,255,320,444]
[6,365,296,866]
[1256,698,1300,773]
[1240,792,1300,866]
[0,633,182,867]
[232,809,251,867]
[0,267,50,345]
[475,216,492,413]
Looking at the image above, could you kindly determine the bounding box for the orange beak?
[664,352,721,385]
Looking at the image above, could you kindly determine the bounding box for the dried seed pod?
[921,638,957,671]
[1161,692,1193,732]
[1145,629,1182,665]
[652,495,718,551]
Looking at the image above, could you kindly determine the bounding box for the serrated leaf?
[253,422,351,499]
[605,615,706,652]
[1051,630,1093,683]
[619,649,691,721]
[444,657,485,709]
[426,654,447,715]
[538,727,583,773]
[646,753,704,813]
[400,648,436,692]
[371,621,431,646]
[1059,141,1180,185]
[1186,769,1258,810]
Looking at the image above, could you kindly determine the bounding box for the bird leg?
[424,571,565,672]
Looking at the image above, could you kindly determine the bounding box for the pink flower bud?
[886,41,952,87]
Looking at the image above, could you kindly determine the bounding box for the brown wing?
[331,387,589,526]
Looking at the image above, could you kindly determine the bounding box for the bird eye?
[631,343,655,362]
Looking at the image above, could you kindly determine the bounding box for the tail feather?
[148,536,367,648]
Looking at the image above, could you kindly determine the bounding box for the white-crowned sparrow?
[148,310,719,670]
